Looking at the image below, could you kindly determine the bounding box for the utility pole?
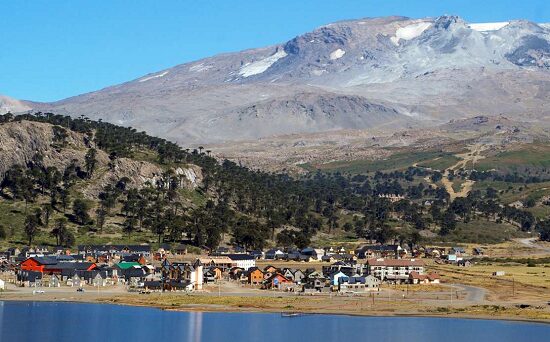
[450,284,453,306]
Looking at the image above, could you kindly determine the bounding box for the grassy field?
[429,261,550,302]
[417,154,461,171]
[475,143,550,172]
[440,220,527,244]
[0,193,185,249]
[302,149,448,173]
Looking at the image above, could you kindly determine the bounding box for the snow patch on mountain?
[139,71,168,82]
[391,22,432,45]
[239,50,287,77]
[469,22,509,32]
[330,49,346,60]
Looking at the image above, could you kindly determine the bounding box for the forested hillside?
[0,112,548,250]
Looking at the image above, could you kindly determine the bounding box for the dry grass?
[99,292,550,322]
[429,263,550,301]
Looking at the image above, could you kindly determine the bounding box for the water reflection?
[187,311,203,342]
[0,301,548,342]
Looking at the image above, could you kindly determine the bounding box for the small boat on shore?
[281,312,302,317]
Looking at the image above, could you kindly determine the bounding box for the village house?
[378,194,405,202]
[161,259,204,291]
[282,268,306,284]
[247,267,264,285]
[409,272,440,285]
[338,276,373,292]
[115,262,148,283]
[199,256,234,272]
[263,273,291,290]
[300,247,325,261]
[263,265,278,273]
[329,270,349,286]
[304,279,327,293]
[67,274,81,287]
[265,248,285,260]
[174,244,188,255]
[249,250,264,259]
[457,259,472,267]
[367,258,425,283]
[20,256,97,275]
[16,270,42,287]
[424,248,442,259]
[323,261,367,277]
[223,254,255,270]
[203,268,217,283]
[355,244,403,259]
[472,247,484,256]
[450,247,467,257]
[228,266,244,280]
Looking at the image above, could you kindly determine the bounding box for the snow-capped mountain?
[12,15,550,144]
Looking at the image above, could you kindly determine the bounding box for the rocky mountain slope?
[0,95,31,114]
[6,15,550,145]
[0,121,202,197]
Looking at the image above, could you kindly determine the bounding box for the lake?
[0,301,548,342]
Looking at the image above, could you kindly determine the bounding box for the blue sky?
[1,0,548,102]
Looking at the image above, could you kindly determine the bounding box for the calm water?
[0,301,548,342]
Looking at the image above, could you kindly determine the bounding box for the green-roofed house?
[114,262,147,282]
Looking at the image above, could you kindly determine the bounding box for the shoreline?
[2,292,549,325]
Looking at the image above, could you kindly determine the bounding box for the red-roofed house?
[409,271,440,284]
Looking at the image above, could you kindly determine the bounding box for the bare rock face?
[8,15,550,145]
[0,121,202,198]
[0,121,96,177]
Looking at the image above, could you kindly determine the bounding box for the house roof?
[44,262,95,271]
[26,256,58,265]
[199,256,233,264]
[409,271,439,281]
[223,254,255,261]
[116,262,142,270]
[264,273,290,283]
[367,258,424,267]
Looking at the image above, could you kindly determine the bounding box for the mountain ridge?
[3,15,550,145]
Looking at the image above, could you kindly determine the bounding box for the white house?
[225,254,255,270]
[367,258,425,283]
[188,261,203,291]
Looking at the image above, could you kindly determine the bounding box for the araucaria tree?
[84,148,98,178]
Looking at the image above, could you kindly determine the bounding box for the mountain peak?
[433,15,467,30]
[26,15,550,144]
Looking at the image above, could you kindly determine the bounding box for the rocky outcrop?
[0,120,203,198]
[0,120,98,177]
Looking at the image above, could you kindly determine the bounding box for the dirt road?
[516,238,550,255]
[439,144,488,200]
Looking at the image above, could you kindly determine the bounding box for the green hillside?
[1,113,549,251]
